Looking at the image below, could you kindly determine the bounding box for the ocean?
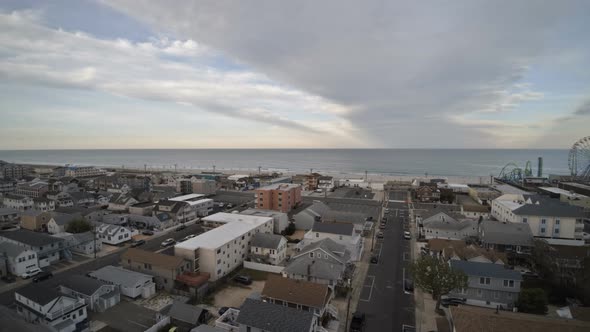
[0,149,570,178]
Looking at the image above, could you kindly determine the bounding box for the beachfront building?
[255,183,302,213]
[491,194,586,245]
[174,212,273,281]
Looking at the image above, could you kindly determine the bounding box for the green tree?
[410,255,468,310]
[284,222,296,236]
[65,218,92,234]
[516,288,548,314]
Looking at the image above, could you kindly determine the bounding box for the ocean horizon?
[0,148,571,178]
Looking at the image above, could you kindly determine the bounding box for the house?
[101,213,129,225]
[449,260,522,309]
[175,213,273,281]
[420,212,478,240]
[52,232,101,256]
[153,200,196,224]
[283,238,352,287]
[238,209,289,234]
[159,301,210,332]
[121,248,192,291]
[19,210,52,231]
[262,274,334,321]
[415,185,440,202]
[128,201,156,216]
[15,283,89,332]
[0,304,55,332]
[47,212,82,234]
[59,275,120,312]
[491,194,586,245]
[292,200,370,231]
[128,214,173,230]
[0,229,64,267]
[450,305,590,332]
[169,194,214,217]
[427,239,507,265]
[2,193,33,211]
[478,219,534,254]
[69,192,95,207]
[88,265,156,299]
[0,208,19,229]
[0,242,38,276]
[249,233,287,265]
[107,193,138,211]
[255,183,302,213]
[299,221,363,261]
[96,224,134,245]
[32,198,55,212]
[236,298,316,332]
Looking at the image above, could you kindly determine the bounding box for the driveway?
[91,301,157,332]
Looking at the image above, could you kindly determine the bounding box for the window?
[477,289,483,297]
[503,280,514,288]
[493,291,499,299]
[479,277,490,285]
[541,219,546,224]
[522,218,527,223]
[309,252,314,258]
[316,233,319,238]
[79,309,83,316]
[540,228,545,233]
[555,229,560,234]
[555,220,560,225]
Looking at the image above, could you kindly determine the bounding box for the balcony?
[46,299,85,320]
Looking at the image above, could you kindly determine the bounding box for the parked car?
[441,297,466,307]
[218,203,225,208]
[227,203,233,208]
[21,267,42,279]
[403,231,411,240]
[131,239,146,247]
[142,230,154,236]
[182,234,196,242]
[370,256,378,264]
[161,238,176,247]
[241,203,248,208]
[234,275,252,285]
[379,223,386,229]
[404,279,414,294]
[176,224,186,232]
[33,271,53,283]
[350,312,365,332]
[377,232,384,239]
[1,275,16,283]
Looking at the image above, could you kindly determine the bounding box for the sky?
[0,0,589,149]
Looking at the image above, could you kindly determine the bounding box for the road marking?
[359,275,375,302]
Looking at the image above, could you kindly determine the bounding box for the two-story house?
[478,219,534,254]
[0,229,64,267]
[15,283,89,332]
[249,233,287,265]
[2,194,33,211]
[47,212,83,234]
[299,222,363,261]
[420,212,478,241]
[236,298,316,332]
[0,208,20,229]
[96,224,134,245]
[449,260,522,309]
[0,242,38,277]
[59,275,120,312]
[19,210,52,231]
[121,248,192,291]
[33,198,56,212]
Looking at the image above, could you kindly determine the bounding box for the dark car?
[1,275,16,283]
[234,275,252,285]
[370,256,378,264]
[441,297,466,307]
[33,271,53,283]
[142,230,154,236]
[404,279,414,293]
[350,312,365,332]
[176,224,186,232]
[131,239,146,247]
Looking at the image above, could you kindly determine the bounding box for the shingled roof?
[236,298,314,332]
[122,248,187,270]
[262,274,329,309]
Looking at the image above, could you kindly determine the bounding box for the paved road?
[0,223,203,306]
[356,197,415,331]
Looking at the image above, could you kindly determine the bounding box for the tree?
[66,218,92,234]
[410,255,468,310]
[516,288,548,314]
[284,222,296,236]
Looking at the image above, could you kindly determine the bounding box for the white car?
[182,234,196,242]
[21,267,42,279]
[403,231,411,240]
[161,238,176,247]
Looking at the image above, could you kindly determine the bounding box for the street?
[0,222,203,307]
[356,191,415,331]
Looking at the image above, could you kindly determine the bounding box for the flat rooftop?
[258,183,300,190]
[539,186,589,198]
[176,213,272,250]
[170,194,206,202]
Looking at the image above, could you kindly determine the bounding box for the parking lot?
[91,301,157,332]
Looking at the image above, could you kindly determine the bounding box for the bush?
[65,219,92,234]
[284,222,296,236]
[516,288,548,314]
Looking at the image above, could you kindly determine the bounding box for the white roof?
[170,194,206,202]
[183,198,214,207]
[539,187,589,198]
[176,213,272,250]
[495,194,525,211]
[228,174,249,181]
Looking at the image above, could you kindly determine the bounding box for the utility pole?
[258,166,261,175]
[144,164,147,173]
[174,164,178,174]
[213,165,216,173]
[345,289,352,330]
[93,225,97,259]
[365,170,368,182]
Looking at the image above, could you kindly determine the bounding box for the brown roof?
[121,248,186,270]
[262,274,330,309]
[451,305,590,332]
[428,239,466,252]
[427,239,507,264]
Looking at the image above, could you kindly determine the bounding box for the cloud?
[574,99,590,116]
[101,0,590,147]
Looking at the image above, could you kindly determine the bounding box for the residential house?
[420,212,478,240]
[52,232,101,256]
[0,229,64,267]
[153,200,195,224]
[0,208,19,229]
[491,194,586,245]
[121,248,192,291]
[262,274,335,321]
[47,212,82,234]
[283,238,352,287]
[292,200,370,231]
[450,305,590,332]
[128,201,156,216]
[15,283,89,332]
[169,194,214,218]
[427,239,507,265]
[101,213,129,225]
[159,301,210,332]
[88,265,156,299]
[175,213,273,281]
[59,275,120,312]
[478,219,534,254]
[2,193,33,211]
[128,214,172,231]
[69,192,95,207]
[449,260,522,309]
[249,233,287,265]
[46,192,74,208]
[300,222,363,261]
[0,242,38,276]
[415,185,440,202]
[236,298,316,332]
[107,193,138,212]
[33,198,55,212]
[255,183,302,213]
[19,210,52,231]
[96,224,134,245]
[240,209,289,234]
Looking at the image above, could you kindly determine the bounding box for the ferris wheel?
[568,136,590,179]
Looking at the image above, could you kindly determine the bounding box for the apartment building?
[491,194,586,245]
[2,194,33,211]
[0,161,28,180]
[175,213,273,281]
[15,180,49,198]
[56,164,106,178]
[0,179,16,194]
[255,183,302,213]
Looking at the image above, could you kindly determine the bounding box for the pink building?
[255,183,302,213]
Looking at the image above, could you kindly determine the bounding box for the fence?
[244,261,284,273]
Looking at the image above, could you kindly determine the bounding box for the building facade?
[255,183,302,213]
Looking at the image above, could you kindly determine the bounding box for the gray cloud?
[574,99,590,116]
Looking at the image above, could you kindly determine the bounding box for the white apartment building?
[63,164,106,178]
[491,194,586,245]
[175,212,273,281]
